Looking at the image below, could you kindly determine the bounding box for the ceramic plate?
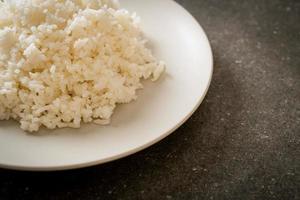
[0,0,213,171]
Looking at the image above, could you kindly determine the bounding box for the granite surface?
[0,0,299,199]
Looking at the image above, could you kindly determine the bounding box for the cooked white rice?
[0,0,165,132]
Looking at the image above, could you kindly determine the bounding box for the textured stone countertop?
[0,0,299,199]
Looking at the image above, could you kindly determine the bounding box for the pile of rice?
[0,0,165,132]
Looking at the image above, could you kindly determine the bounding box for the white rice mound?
[0,0,165,132]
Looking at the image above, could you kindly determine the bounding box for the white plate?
[0,0,213,171]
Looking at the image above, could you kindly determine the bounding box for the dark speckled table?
[0,0,299,199]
